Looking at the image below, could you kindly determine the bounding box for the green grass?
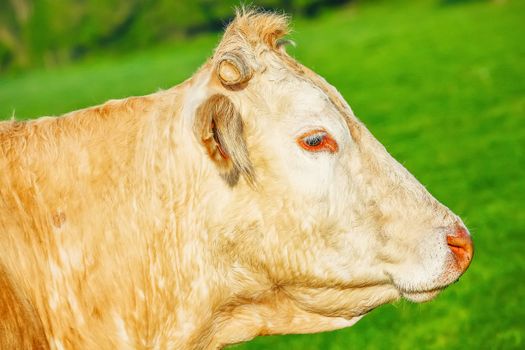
[1,0,524,349]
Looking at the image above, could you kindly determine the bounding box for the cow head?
[187,10,473,343]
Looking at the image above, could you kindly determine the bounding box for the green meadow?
[1,0,523,349]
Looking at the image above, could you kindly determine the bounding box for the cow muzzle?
[446,223,474,273]
[396,221,474,303]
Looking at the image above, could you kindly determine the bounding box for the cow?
[0,9,473,350]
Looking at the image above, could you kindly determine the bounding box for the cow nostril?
[446,225,474,272]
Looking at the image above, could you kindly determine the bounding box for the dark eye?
[297,129,339,153]
[304,132,325,147]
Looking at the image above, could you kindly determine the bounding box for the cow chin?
[400,288,444,303]
[389,270,451,304]
[392,258,462,303]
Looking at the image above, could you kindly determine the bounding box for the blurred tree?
[0,0,32,70]
[0,0,353,73]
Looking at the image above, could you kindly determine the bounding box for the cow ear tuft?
[194,94,255,187]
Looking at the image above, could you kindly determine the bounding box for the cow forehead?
[259,53,362,142]
[267,79,330,117]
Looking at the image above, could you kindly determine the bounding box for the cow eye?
[297,130,338,153]
[305,133,324,147]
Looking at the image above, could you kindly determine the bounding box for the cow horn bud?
[217,53,252,86]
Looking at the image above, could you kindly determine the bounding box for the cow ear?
[194,94,255,187]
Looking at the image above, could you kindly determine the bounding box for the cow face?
[192,11,473,329]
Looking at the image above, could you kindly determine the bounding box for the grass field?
[1,0,524,349]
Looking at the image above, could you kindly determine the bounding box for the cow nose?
[446,224,474,272]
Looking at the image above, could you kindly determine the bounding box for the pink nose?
[447,225,474,272]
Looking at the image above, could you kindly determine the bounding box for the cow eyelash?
[297,130,339,153]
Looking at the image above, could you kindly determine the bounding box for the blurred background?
[1,0,524,349]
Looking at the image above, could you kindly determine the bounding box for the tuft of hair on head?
[229,6,291,49]
[214,6,291,57]
[211,7,292,89]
